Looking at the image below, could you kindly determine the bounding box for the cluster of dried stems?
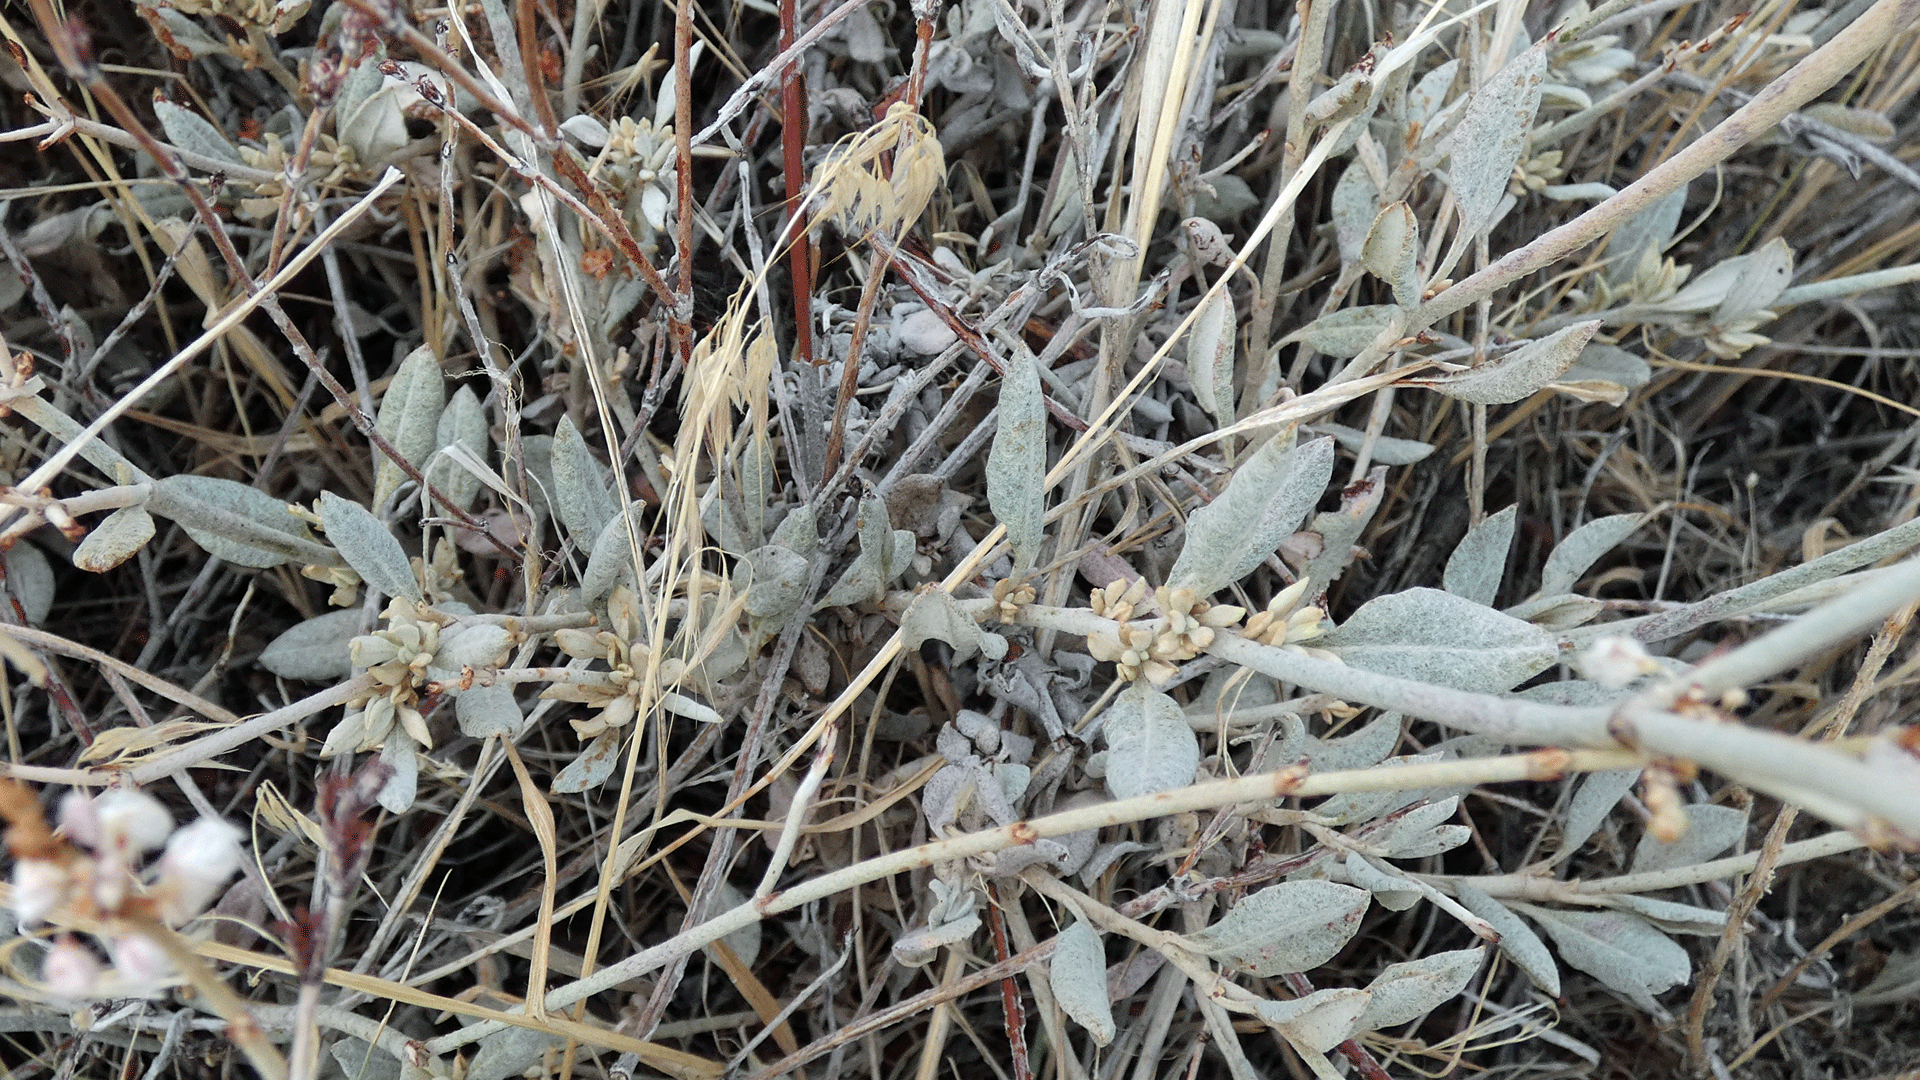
[1,0,1920,1078]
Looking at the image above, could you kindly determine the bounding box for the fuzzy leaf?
[1558,344,1652,396]
[744,543,812,625]
[430,385,489,515]
[72,506,155,572]
[552,730,622,792]
[1378,797,1471,858]
[373,345,445,509]
[1187,291,1236,428]
[987,346,1046,571]
[1713,237,1794,328]
[1316,422,1434,465]
[1423,321,1600,405]
[320,491,422,603]
[1253,988,1371,1053]
[148,474,335,569]
[1103,683,1200,800]
[259,608,362,681]
[551,415,618,544]
[1405,58,1460,132]
[433,623,512,670]
[1304,712,1401,772]
[1357,947,1485,1030]
[153,99,243,167]
[1522,906,1690,1014]
[900,588,1006,662]
[1536,512,1649,597]
[1631,803,1749,874]
[1049,921,1115,1046]
[824,494,897,607]
[456,684,523,739]
[1320,588,1557,693]
[1560,768,1642,860]
[1444,505,1517,606]
[580,501,646,607]
[1606,894,1728,935]
[1455,886,1559,996]
[1342,853,1421,910]
[1451,40,1547,238]
[1190,880,1370,976]
[4,544,53,627]
[1331,161,1380,263]
[1361,202,1422,308]
[1604,184,1688,286]
[377,740,417,813]
[1290,305,1396,358]
[1168,436,1334,596]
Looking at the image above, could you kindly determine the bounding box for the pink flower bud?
[109,933,173,992]
[155,818,244,925]
[42,936,102,998]
[94,789,173,854]
[11,859,70,925]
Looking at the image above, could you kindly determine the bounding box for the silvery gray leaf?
[320,491,422,603]
[1379,797,1470,858]
[770,502,819,556]
[1290,305,1396,358]
[552,729,622,793]
[1535,512,1649,597]
[1303,712,1401,772]
[1103,683,1200,800]
[1311,750,1443,826]
[149,474,336,569]
[328,1037,401,1080]
[430,385,488,515]
[259,608,363,681]
[1167,435,1334,596]
[1451,40,1547,238]
[1080,839,1151,885]
[3,543,53,627]
[1049,921,1115,1046]
[1504,592,1605,630]
[1342,853,1420,910]
[1357,947,1484,1031]
[1455,886,1559,996]
[72,506,155,573]
[1605,894,1729,936]
[551,415,617,544]
[744,543,811,624]
[456,684,522,739]
[1320,588,1557,693]
[1631,803,1749,874]
[1560,768,1642,860]
[153,99,244,168]
[1712,237,1794,328]
[1299,466,1386,592]
[1444,505,1517,606]
[464,1025,563,1080]
[1315,422,1435,465]
[739,432,777,544]
[1361,201,1422,308]
[1253,987,1371,1053]
[986,345,1046,571]
[373,345,445,509]
[580,501,647,607]
[433,623,512,670]
[1187,290,1236,428]
[1560,344,1652,393]
[1604,183,1688,286]
[900,588,1004,662]
[1188,880,1369,976]
[708,879,762,967]
[1331,161,1381,263]
[1423,322,1600,405]
[1520,905,1690,1015]
[825,494,896,607]
[1405,58,1460,132]
[377,739,417,813]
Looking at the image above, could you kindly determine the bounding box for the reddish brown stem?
[780,0,817,365]
[986,883,1035,1080]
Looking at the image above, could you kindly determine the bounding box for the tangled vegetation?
[2,0,1920,1078]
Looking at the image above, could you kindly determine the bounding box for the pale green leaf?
[987,346,1046,571]
[320,491,422,603]
[153,99,243,168]
[1422,321,1600,405]
[1631,803,1749,874]
[1187,290,1236,428]
[1357,947,1484,1030]
[373,345,445,509]
[1451,40,1547,237]
[1103,683,1199,800]
[148,474,336,569]
[1049,921,1114,1046]
[1444,505,1517,606]
[1189,880,1369,976]
[259,608,362,681]
[1253,988,1371,1053]
[1320,588,1557,693]
[72,506,155,573]
[1455,886,1559,996]
[1536,512,1649,597]
[1168,436,1335,596]
[1520,905,1690,1014]
[551,415,618,544]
